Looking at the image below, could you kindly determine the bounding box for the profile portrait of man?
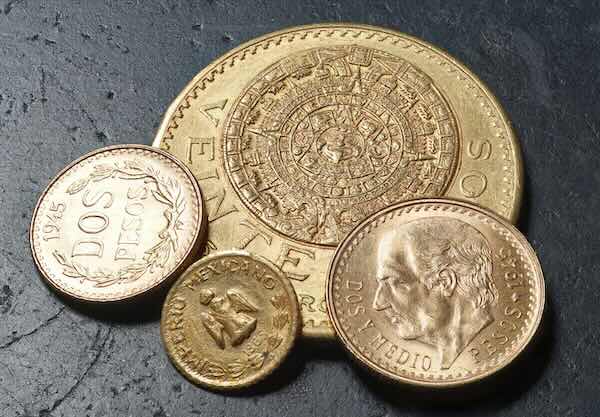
[372,217,498,369]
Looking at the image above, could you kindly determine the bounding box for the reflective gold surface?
[161,251,300,390]
[30,144,206,302]
[327,199,544,387]
[153,24,523,338]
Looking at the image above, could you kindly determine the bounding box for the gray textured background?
[1,1,598,416]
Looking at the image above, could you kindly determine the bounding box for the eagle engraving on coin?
[161,251,300,389]
[198,288,259,349]
[224,45,459,246]
[373,218,498,369]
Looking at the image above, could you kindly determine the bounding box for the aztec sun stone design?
[224,45,460,246]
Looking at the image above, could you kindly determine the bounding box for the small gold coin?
[327,199,544,387]
[161,251,300,390]
[30,144,206,302]
[153,23,524,338]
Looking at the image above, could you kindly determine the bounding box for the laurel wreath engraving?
[52,160,185,287]
[199,293,289,379]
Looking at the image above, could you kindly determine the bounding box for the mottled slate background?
[1,1,598,416]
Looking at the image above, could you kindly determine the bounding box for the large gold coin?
[153,24,523,338]
[161,251,300,390]
[30,144,206,302]
[327,199,544,387]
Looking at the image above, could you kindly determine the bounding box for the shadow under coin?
[36,267,171,325]
[353,296,555,411]
[218,334,346,396]
[517,167,533,236]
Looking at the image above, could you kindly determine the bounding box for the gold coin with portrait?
[30,144,206,302]
[153,23,523,339]
[161,251,300,390]
[326,199,544,387]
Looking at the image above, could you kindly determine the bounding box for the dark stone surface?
[1,1,598,416]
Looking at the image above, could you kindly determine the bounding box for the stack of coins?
[30,24,544,391]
